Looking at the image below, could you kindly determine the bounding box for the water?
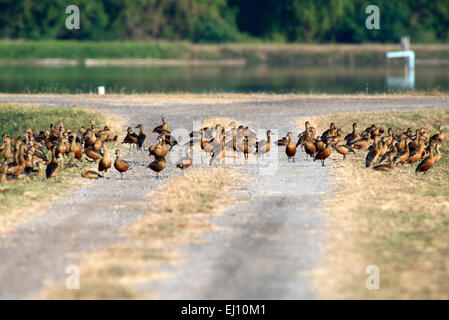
[1,64,448,94]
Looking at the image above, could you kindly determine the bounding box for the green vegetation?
[0,105,104,137]
[0,0,448,43]
[0,40,194,61]
[311,109,449,299]
[2,41,449,65]
[0,105,107,230]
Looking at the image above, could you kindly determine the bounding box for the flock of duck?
[287,121,445,173]
[0,116,445,185]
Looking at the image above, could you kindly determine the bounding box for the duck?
[406,136,425,165]
[277,136,288,146]
[314,136,325,153]
[81,165,103,179]
[46,145,59,180]
[314,139,333,166]
[164,134,178,151]
[304,137,316,158]
[176,147,193,170]
[148,156,166,179]
[85,147,103,163]
[255,130,271,157]
[296,121,311,147]
[322,123,337,139]
[365,137,381,168]
[70,133,83,161]
[373,152,395,172]
[150,136,168,159]
[153,116,168,134]
[243,136,250,160]
[378,145,397,164]
[344,123,360,145]
[121,127,138,149]
[210,131,226,165]
[393,138,410,165]
[350,133,370,150]
[98,147,112,175]
[416,142,441,174]
[84,129,97,148]
[114,149,131,179]
[0,163,18,184]
[430,124,445,144]
[285,132,297,162]
[135,124,147,150]
[335,140,355,160]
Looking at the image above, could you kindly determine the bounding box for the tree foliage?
[0,0,448,43]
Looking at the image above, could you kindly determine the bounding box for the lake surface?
[1,64,448,94]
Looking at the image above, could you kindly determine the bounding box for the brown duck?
[344,123,359,145]
[406,136,425,165]
[46,145,59,180]
[393,138,410,165]
[285,132,297,162]
[255,130,271,156]
[135,124,147,150]
[81,165,103,179]
[148,157,166,179]
[153,116,168,134]
[350,133,370,150]
[177,147,193,170]
[98,147,112,175]
[314,139,333,166]
[365,137,381,168]
[114,149,131,179]
[304,138,316,158]
[416,142,441,173]
[121,127,138,149]
[373,152,395,172]
[335,140,355,160]
[85,147,103,163]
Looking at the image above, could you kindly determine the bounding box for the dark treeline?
[0,0,448,43]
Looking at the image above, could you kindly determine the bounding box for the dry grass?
[201,117,233,130]
[303,109,449,299]
[42,167,239,299]
[3,93,449,111]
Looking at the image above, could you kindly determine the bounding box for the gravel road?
[1,94,449,299]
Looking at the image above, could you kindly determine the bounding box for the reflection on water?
[386,65,415,90]
[0,64,448,94]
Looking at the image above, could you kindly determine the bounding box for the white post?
[98,86,105,95]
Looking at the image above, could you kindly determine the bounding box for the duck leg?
[321,160,325,166]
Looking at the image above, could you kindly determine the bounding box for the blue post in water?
[386,50,415,89]
[386,50,415,69]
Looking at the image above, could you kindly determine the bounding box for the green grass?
[0,40,193,61]
[0,104,108,229]
[3,40,449,66]
[0,105,105,138]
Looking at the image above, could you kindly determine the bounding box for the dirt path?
[1,94,449,299]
